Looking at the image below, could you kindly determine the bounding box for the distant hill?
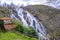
[23,5,60,35]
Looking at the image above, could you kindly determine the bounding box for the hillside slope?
[0,5,60,39]
[23,5,60,35]
[0,31,37,40]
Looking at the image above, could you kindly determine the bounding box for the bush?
[15,24,24,33]
[12,19,24,33]
[24,27,38,38]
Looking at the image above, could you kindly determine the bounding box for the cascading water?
[9,7,48,40]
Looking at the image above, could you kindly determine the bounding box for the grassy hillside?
[0,19,37,40]
[0,31,37,40]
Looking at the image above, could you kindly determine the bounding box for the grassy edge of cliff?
[0,19,37,40]
[0,31,37,40]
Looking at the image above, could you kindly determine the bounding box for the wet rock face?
[26,17,30,25]
[33,20,36,28]
[15,14,21,21]
[23,11,27,19]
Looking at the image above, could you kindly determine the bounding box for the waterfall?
[9,7,48,40]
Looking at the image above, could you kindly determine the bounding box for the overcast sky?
[0,0,47,6]
[0,0,60,9]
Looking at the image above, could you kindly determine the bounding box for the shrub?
[15,23,24,33]
[23,27,38,38]
[12,19,24,33]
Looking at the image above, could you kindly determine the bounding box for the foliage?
[12,19,38,38]
[0,19,37,40]
[12,19,24,33]
[15,24,24,33]
[23,27,38,38]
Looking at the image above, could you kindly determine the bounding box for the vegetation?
[13,19,38,38]
[13,19,24,33]
[0,31,37,40]
[23,27,38,38]
[0,4,60,40]
[0,6,38,40]
[0,19,38,40]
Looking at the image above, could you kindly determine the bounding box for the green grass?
[0,19,38,40]
[0,31,37,40]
